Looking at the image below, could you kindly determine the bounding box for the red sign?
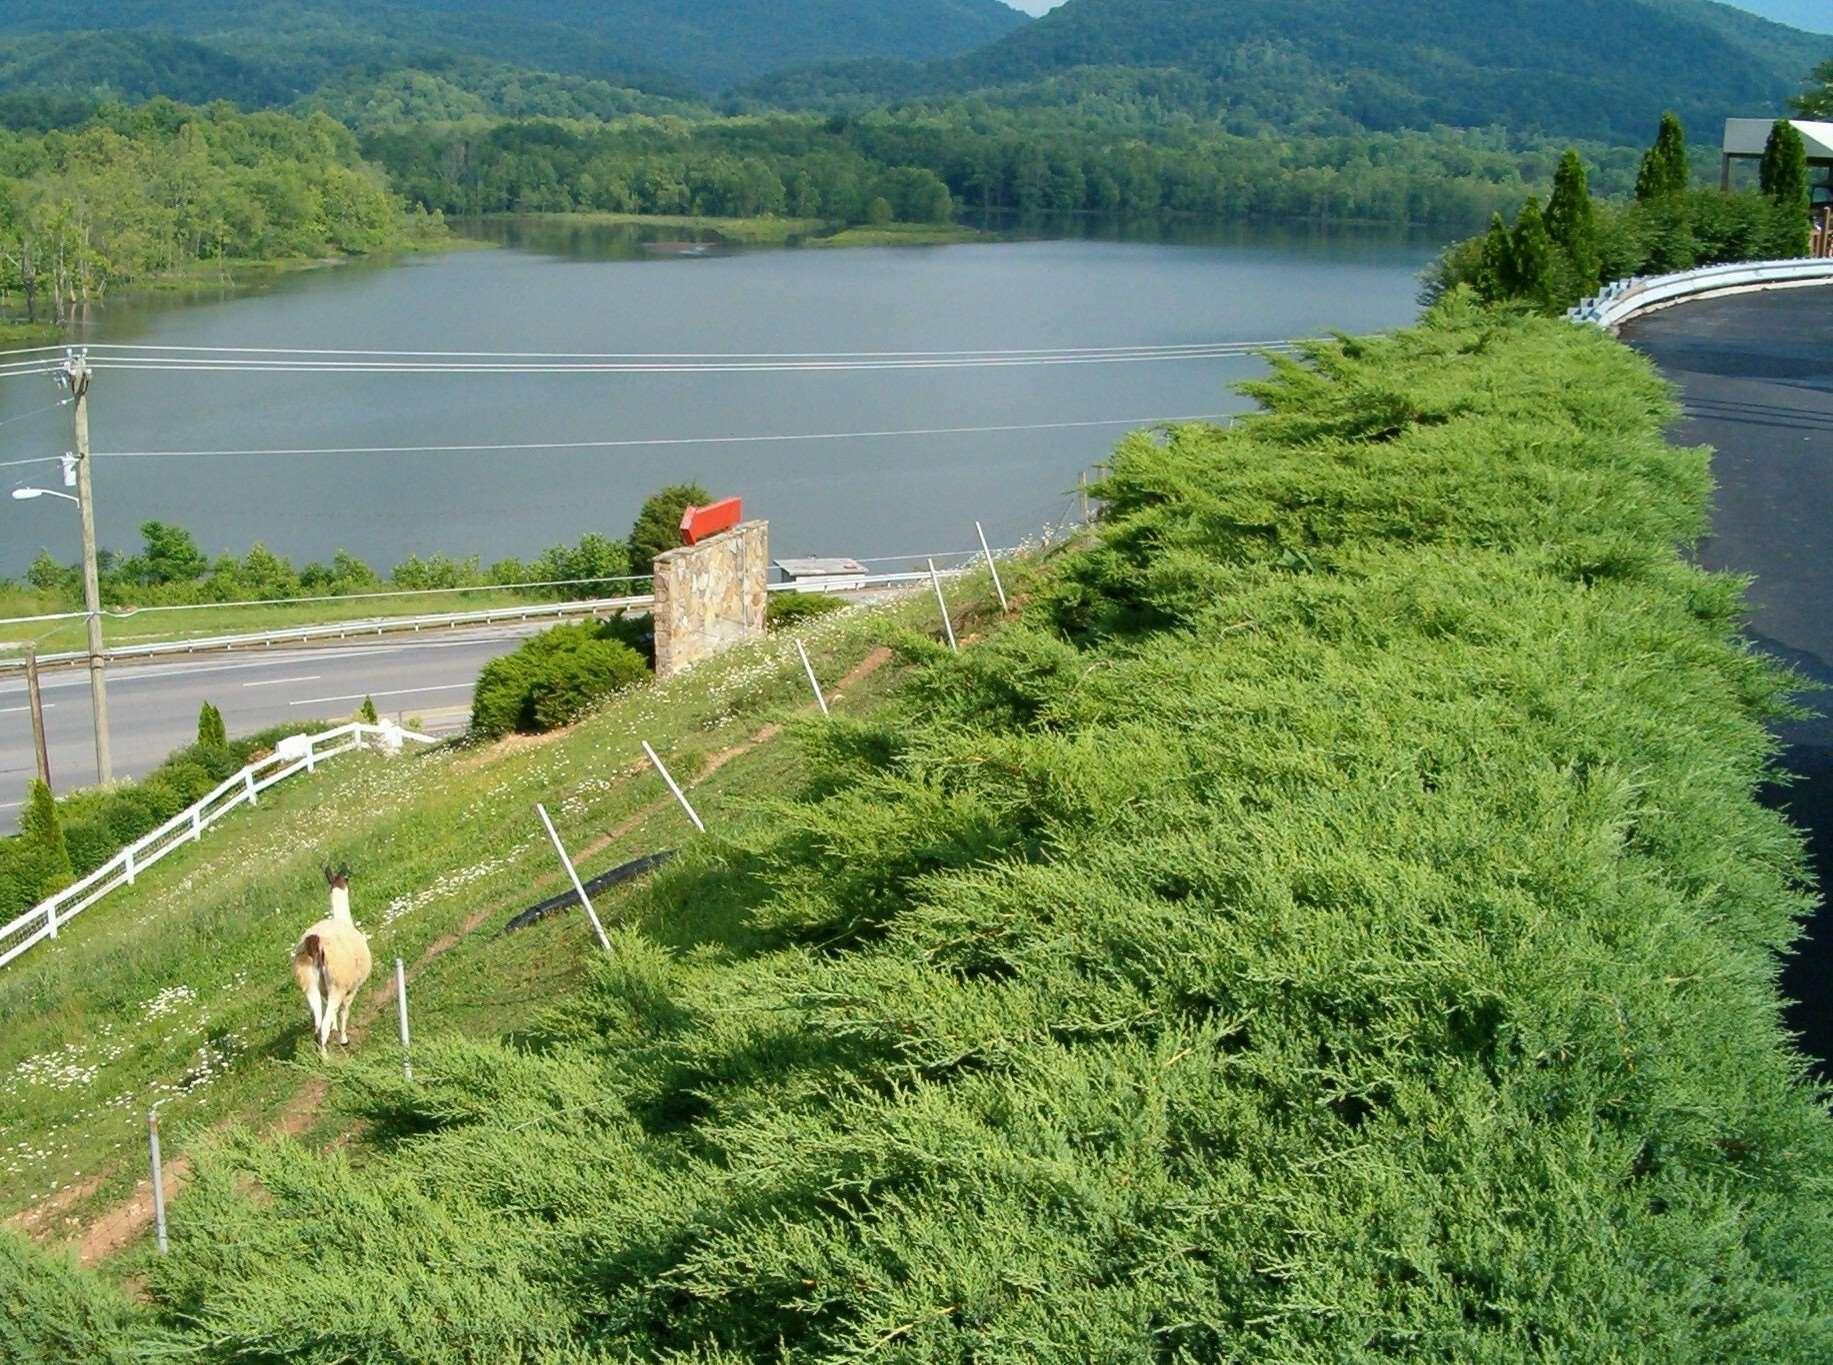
[679,497,743,546]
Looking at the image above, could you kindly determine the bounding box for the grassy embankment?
[0,585,974,1241]
[5,296,1833,1358]
[0,587,615,658]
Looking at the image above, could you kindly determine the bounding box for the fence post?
[305,735,316,774]
[926,559,959,653]
[191,807,203,840]
[395,957,412,1081]
[148,1108,168,1255]
[536,803,613,952]
[975,520,1009,614]
[795,639,829,717]
[642,742,707,833]
[124,846,135,886]
[45,897,56,940]
[244,769,257,807]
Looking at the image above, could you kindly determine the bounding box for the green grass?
[0,587,618,657]
[531,210,830,243]
[0,584,964,1234]
[5,295,1833,1358]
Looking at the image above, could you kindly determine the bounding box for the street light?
[10,486,78,504]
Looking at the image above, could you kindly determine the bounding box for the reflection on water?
[2,221,1445,578]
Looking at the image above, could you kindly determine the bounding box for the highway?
[0,625,541,828]
[1624,285,1833,1077]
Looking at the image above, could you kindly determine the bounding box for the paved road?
[1624,287,1833,1076]
[0,625,540,828]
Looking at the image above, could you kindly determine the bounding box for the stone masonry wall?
[651,520,768,679]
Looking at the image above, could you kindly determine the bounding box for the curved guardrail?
[1569,257,1833,331]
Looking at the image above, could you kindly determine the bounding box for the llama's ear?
[338,862,351,882]
[323,864,335,885]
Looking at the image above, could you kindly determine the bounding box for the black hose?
[501,849,677,935]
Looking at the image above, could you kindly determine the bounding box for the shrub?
[196,702,226,748]
[627,482,711,577]
[766,591,849,630]
[470,621,650,739]
[359,695,379,724]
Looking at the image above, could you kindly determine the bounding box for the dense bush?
[766,589,849,629]
[28,298,1814,1358]
[627,482,711,578]
[469,621,650,739]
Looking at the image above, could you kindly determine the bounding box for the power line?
[62,339,1302,361]
[92,413,1237,461]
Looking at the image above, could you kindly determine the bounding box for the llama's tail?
[301,932,328,999]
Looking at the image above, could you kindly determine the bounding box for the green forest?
[0,100,437,323]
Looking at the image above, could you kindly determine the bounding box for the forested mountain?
[749,0,1830,145]
[0,0,1028,100]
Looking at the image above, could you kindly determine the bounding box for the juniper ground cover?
[6,293,1832,1359]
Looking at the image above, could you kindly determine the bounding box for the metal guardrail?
[1568,258,1833,331]
[0,721,436,971]
[0,570,964,673]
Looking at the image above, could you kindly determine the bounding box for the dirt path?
[33,645,902,1266]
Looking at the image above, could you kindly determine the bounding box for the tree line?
[0,99,437,323]
[365,106,1613,229]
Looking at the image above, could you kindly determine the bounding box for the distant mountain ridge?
[748,0,1830,146]
[0,0,1029,99]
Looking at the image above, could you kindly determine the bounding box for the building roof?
[1724,118,1833,160]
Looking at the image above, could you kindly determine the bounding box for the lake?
[1,221,1442,579]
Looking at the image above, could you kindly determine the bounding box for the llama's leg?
[317,988,342,1056]
[337,989,357,1046]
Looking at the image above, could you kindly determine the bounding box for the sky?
[1002,0,1831,30]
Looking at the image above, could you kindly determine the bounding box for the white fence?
[1569,258,1833,331]
[0,721,436,971]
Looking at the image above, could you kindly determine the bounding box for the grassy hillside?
[757,0,1829,145]
[0,0,1028,100]
[4,297,1831,1356]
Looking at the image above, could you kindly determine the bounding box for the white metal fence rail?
[0,567,987,672]
[0,721,436,970]
[1569,258,1833,331]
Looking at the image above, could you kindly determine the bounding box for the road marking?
[0,703,55,714]
[0,800,20,811]
[289,683,474,707]
[242,675,321,688]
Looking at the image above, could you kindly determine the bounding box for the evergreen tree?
[1474,213,1516,303]
[359,695,380,724]
[20,779,71,887]
[1636,113,1690,201]
[196,702,227,747]
[1759,119,1810,212]
[628,482,713,577]
[1545,149,1602,298]
[1510,198,1557,313]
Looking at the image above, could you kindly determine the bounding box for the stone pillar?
[651,520,768,679]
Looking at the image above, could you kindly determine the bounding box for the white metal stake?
[147,1108,168,1255]
[927,559,959,652]
[796,638,829,716]
[395,957,412,1080]
[975,520,1009,613]
[536,803,613,952]
[642,741,707,833]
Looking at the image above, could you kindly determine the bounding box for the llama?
[291,864,373,1057]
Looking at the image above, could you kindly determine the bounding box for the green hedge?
[766,590,849,630]
[470,621,651,739]
[0,723,324,917]
[33,298,1833,1356]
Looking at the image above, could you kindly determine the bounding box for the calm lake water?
[1,221,1442,578]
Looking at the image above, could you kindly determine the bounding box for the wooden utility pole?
[67,353,110,784]
[22,641,51,790]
